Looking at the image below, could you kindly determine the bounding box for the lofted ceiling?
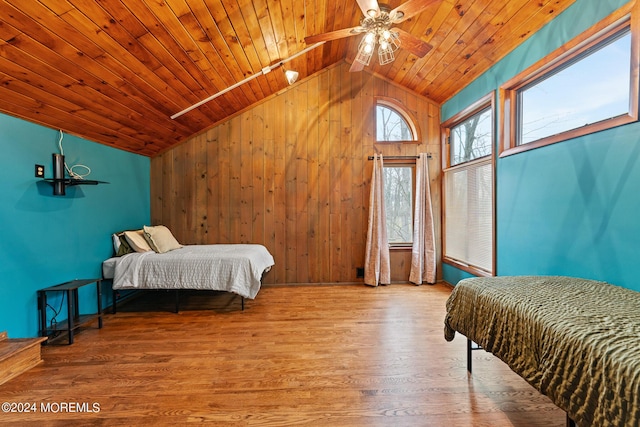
[0,0,576,157]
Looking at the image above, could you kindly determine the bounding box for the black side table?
[37,279,103,344]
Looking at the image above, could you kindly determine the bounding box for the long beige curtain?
[364,154,390,286]
[409,153,436,284]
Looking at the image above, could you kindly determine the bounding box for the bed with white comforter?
[103,244,275,301]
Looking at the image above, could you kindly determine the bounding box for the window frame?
[375,97,421,143]
[441,92,495,277]
[382,160,416,248]
[449,104,493,167]
[499,2,640,157]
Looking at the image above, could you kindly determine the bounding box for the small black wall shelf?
[41,153,108,195]
[41,178,109,195]
[43,178,108,186]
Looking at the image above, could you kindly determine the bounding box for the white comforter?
[107,244,274,299]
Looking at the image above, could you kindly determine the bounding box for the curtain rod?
[367,154,432,160]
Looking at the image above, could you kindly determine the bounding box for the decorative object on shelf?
[52,152,65,195]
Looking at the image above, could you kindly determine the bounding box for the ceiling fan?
[304,0,437,72]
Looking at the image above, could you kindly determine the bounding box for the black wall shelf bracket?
[41,153,108,195]
[41,178,109,196]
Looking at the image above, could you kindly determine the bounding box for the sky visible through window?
[377,105,413,141]
[518,29,631,144]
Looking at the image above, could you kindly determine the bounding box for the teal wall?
[442,0,640,292]
[0,113,150,338]
[441,264,476,286]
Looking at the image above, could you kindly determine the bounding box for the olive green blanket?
[444,276,640,427]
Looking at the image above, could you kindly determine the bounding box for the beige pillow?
[124,230,153,253]
[143,225,182,254]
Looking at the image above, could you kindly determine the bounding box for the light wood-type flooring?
[0,283,565,426]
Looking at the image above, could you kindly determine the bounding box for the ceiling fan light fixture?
[355,50,373,66]
[303,0,433,74]
[378,44,395,65]
[355,35,374,66]
[364,31,376,44]
[354,7,404,69]
[388,30,401,52]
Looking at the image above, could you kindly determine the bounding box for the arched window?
[375,98,419,142]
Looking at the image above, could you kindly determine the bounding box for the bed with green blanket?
[444,276,640,427]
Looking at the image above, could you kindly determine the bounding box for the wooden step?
[0,331,47,386]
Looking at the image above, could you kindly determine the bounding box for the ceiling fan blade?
[349,60,366,73]
[304,27,364,44]
[395,28,432,58]
[355,0,379,18]
[390,0,440,23]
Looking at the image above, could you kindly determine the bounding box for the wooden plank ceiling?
[0,0,576,157]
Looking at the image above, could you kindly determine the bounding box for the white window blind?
[444,158,493,273]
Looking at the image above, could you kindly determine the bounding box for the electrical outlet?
[356,267,365,278]
[35,164,45,178]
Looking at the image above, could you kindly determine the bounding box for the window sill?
[389,245,412,251]
[499,113,637,158]
[443,257,493,277]
[375,140,420,144]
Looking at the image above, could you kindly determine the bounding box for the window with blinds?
[444,159,493,273]
[442,93,495,276]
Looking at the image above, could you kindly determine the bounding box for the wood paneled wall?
[150,62,441,285]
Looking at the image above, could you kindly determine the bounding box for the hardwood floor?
[0,283,565,426]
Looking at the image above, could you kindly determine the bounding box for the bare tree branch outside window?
[451,108,492,165]
[383,166,413,243]
[377,106,412,141]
